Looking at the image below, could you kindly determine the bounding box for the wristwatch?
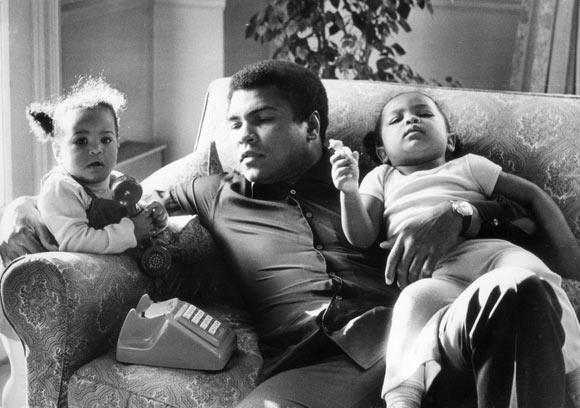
[450,200,473,235]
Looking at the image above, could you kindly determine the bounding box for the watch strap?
[460,214,472,235]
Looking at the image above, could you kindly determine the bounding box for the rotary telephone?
[111,175,172,277]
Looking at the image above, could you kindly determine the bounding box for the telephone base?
[116,294,237,371]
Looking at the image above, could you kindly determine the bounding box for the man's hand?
[0,196,58,266]
[382,201,463,288]
[131,209,156,244]
[145,201,168,232]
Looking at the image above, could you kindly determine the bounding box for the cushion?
[141,141,224,193]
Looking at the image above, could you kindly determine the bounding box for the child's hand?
[146,201,168,232]
[329,142,360,194]
[131,210,155,244]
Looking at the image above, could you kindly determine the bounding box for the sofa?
[2,77,580,408]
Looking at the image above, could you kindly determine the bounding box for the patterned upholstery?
[2,78,580,407]
[67,305,261,408]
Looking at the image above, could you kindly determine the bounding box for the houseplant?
[246,0,457,85]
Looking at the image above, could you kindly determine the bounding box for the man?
[1,60,566,407]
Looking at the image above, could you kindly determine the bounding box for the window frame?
[0,0,12,213]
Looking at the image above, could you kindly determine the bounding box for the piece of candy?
[329,139,353,157]
[329,139,344,151]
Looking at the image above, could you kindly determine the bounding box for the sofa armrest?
[1,252,151,408]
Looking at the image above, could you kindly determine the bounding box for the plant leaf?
[398,19,411,32]
[324,11,335,23]
[397,2,411,20]
[392,42,406,56]
[330,0,340,8]
[329,24,340,36]
[245,14,257,39]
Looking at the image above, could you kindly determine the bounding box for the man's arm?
[494,171,580,280]
[382,200,463,288]
[382,196,531,288]
[141,179,199,217]
[0,196,58,268]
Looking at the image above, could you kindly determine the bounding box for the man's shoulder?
[193,171,238,196]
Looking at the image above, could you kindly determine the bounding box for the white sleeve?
[464,153,503,196]
[38,174,137,254]
[359,165,388,202]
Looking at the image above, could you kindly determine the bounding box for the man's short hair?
[228,60,329,141]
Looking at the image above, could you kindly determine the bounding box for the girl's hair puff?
[27,76,127,143]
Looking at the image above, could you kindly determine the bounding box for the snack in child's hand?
[329,139,344,152]
[329,139,354,157]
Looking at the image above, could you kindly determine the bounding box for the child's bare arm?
[329,140,382,248]
[493,171,580,280]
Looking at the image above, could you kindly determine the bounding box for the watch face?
[453,201,473,217]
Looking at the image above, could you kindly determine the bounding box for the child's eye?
[388,116,401,125]
[73,138,87,146]
[230,121,241,130]
[101,136,113,144]
[418,111,434,117]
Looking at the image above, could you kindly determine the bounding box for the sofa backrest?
[195,78,580,239]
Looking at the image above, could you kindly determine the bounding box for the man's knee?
[469,268,562,327]
[440,268,564,368]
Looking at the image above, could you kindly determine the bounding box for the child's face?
[53,106,119,184]
[378,92,454,169]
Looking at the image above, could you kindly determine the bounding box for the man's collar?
[247,148,332,200]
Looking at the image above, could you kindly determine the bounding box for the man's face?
[227,86,318,184]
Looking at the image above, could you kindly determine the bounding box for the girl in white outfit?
[329,91,580,408]
[28,77,167,254]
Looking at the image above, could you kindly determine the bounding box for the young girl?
[28,77,167,254]
[330,91,580,408]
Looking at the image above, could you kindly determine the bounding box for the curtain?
[509,0,579,94]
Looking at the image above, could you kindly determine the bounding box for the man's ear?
[376,146,388,163]
[446,132,457,153]
[306,111,321,141]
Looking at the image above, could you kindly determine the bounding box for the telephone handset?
[116,294,237,371]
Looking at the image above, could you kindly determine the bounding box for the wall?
[224,0,270,76]
[394,0,521,90]
[61,0,227,165]
[153,0,226,163]
[61,0,154,146]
